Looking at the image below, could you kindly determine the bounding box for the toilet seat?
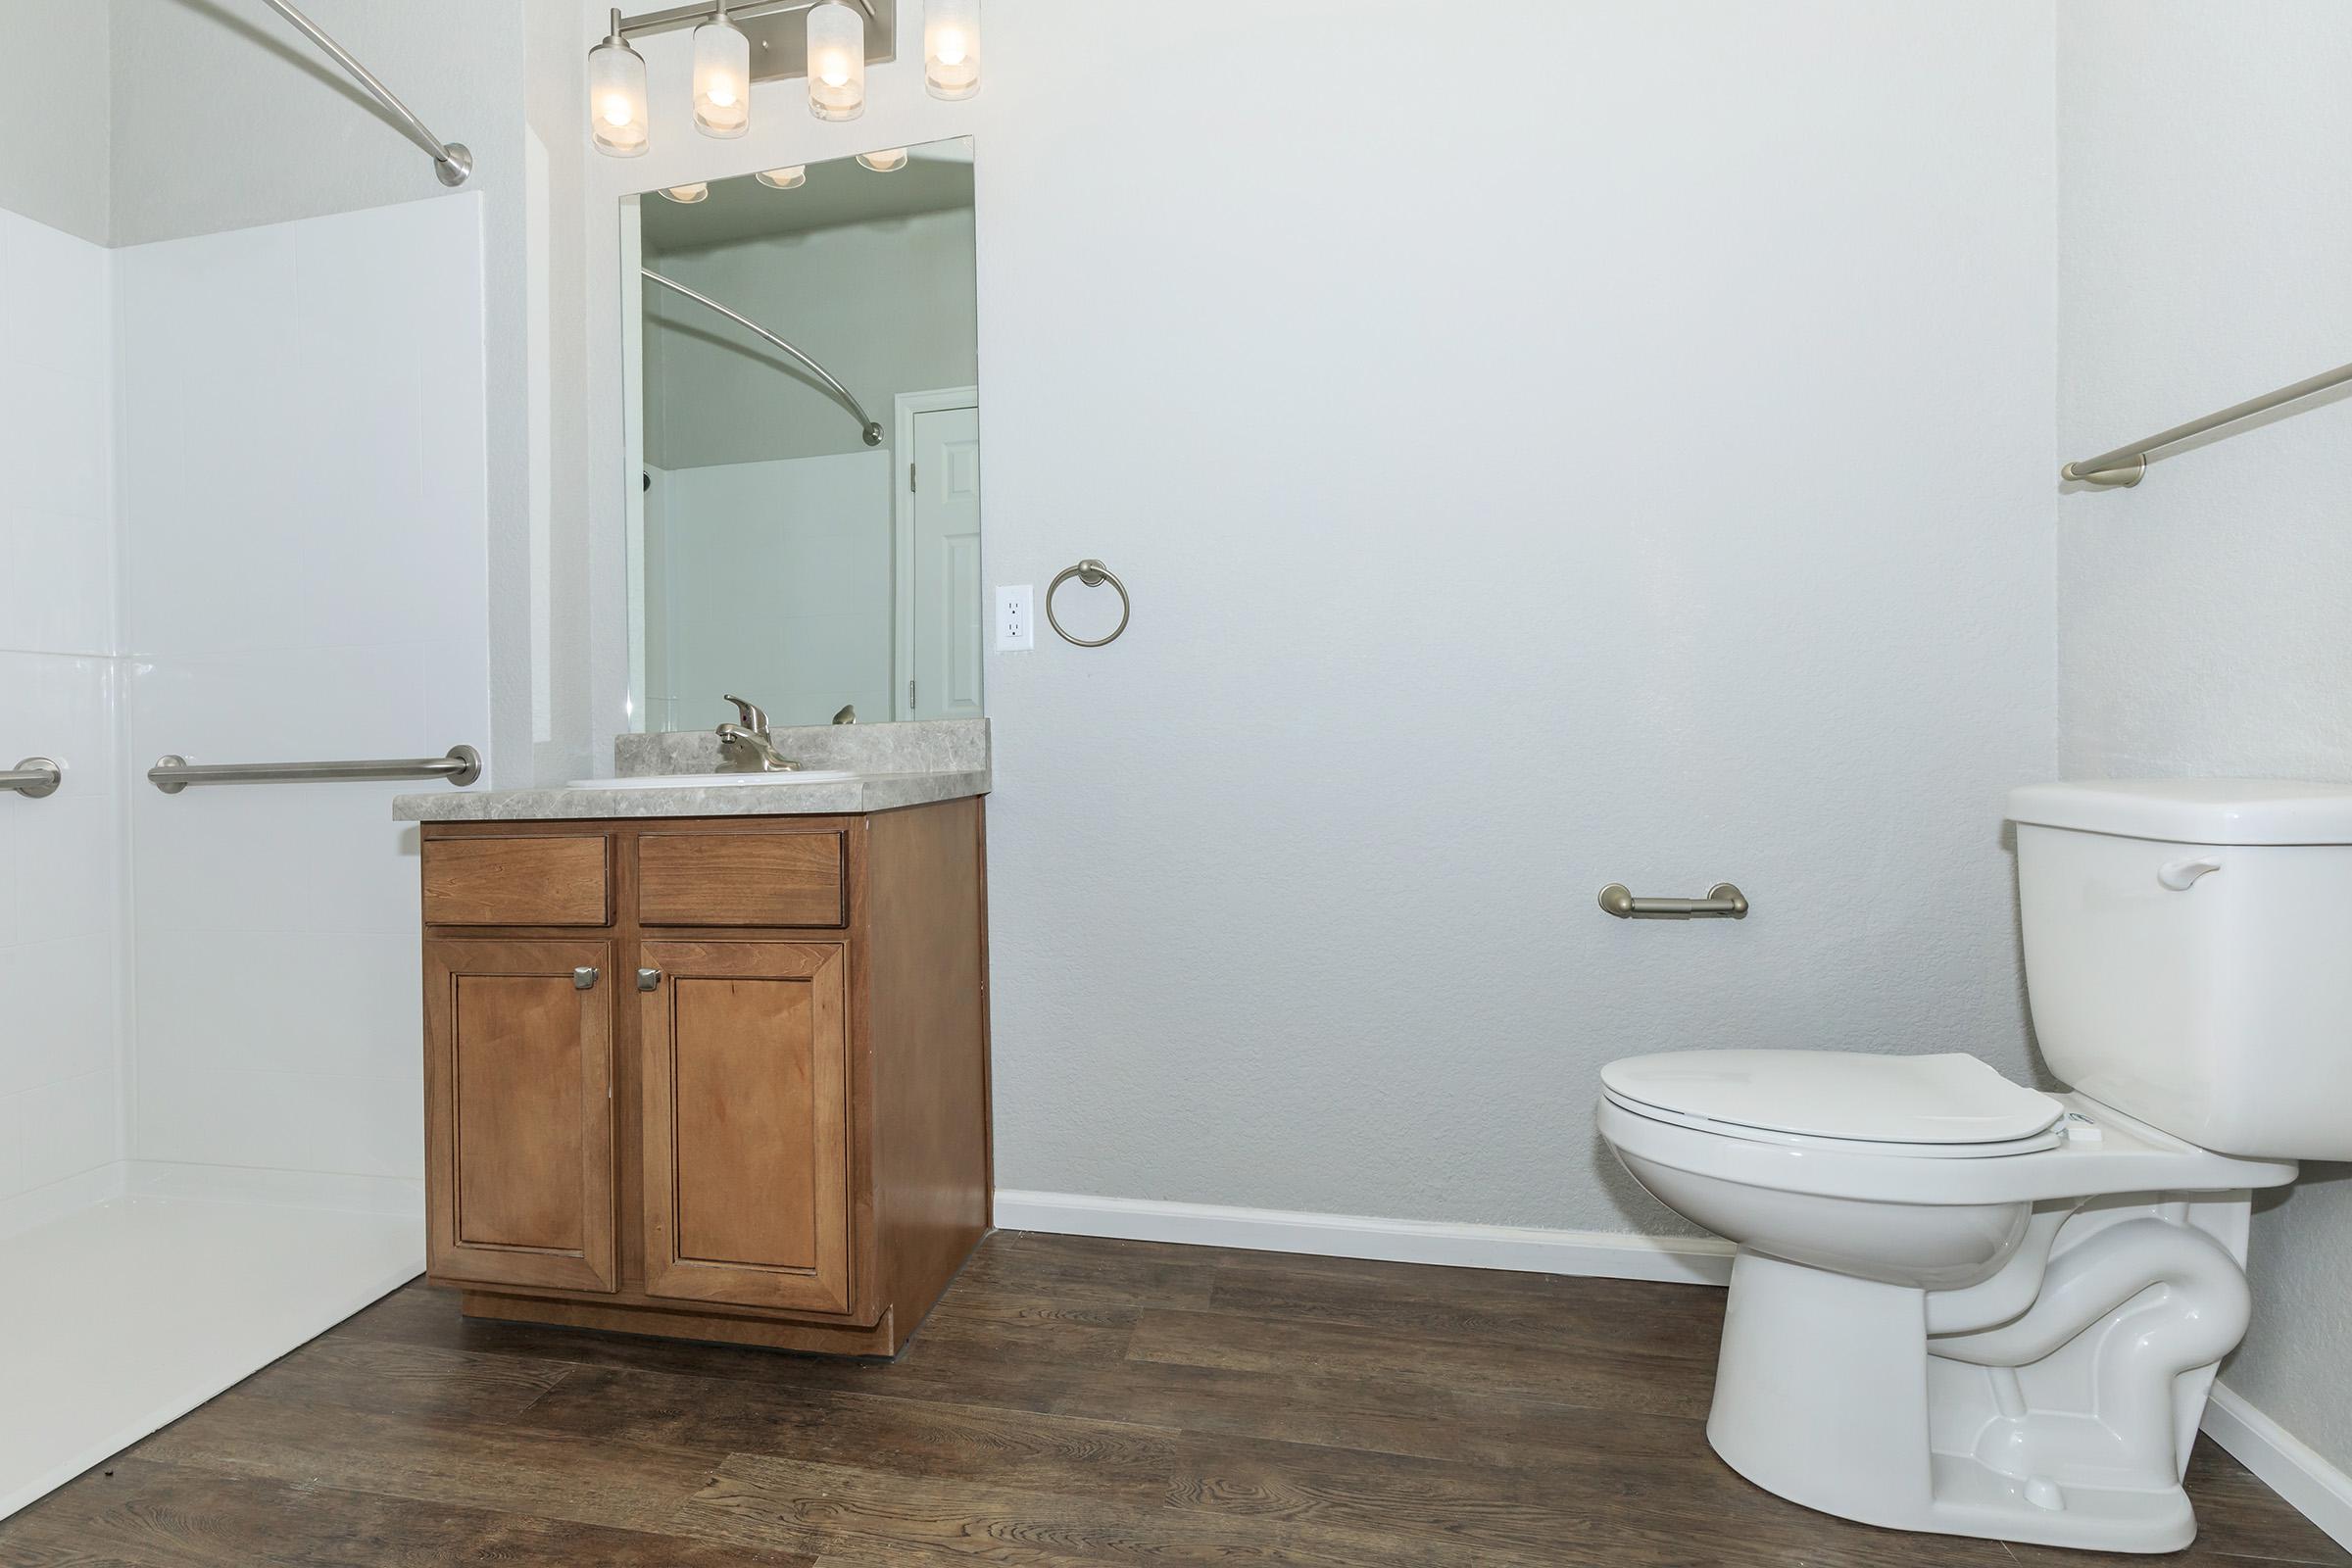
[1601,1050,2067,1158]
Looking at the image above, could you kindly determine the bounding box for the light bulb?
[924,0,980,100]
[660,182,710,204]
[693,9,751,138]
[756,166,807,190]
[806,1,864,122]
[857,147,908,172]
[586,13,650,158]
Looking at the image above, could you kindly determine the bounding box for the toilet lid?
[1601,1050,2065,1149]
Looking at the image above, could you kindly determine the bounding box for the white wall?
[0,206,125,1234]
[106,0,578,783]
[2056,0,2352,1477]
[115,195,492,1203]
[577,0,2060,1233]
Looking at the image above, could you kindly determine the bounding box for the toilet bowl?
[1597,779,2352,1554]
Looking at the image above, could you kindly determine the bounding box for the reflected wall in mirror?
[621,137,981,733]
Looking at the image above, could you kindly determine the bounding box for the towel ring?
[1047,559,1130,648]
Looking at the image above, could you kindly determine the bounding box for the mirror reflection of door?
[899,396,982,720]
[622,138,981,734]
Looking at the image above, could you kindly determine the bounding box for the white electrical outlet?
[996,585,1035,650]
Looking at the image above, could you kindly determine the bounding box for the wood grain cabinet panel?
[638,942,852,1313]
[423,939,616,1293]
[416,801,991,1356]
[423,837,609,926]
[637,831,845,928]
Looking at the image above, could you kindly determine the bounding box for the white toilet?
[1597,779,2352,1554]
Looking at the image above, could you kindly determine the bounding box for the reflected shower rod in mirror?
[642,268,884,446]
[258,0,470,186]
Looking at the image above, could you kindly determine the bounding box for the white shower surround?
[0,192,490,1520]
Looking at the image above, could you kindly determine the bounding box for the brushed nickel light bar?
[642,267,885,446]
[260,0,471,186]
[2063,360,2352,488]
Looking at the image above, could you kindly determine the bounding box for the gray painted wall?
[0,1,110,243]
[644,207,977,468]
[2057,0,2352,1475]
[576,0,2061,1235]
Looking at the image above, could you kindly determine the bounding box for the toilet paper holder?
[1598,883,1748,920]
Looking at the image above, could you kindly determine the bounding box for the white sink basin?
[565,770,857,790]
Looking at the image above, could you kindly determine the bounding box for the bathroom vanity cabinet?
[414,800,990,1355]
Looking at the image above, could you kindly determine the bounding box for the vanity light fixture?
[586,0,911,158]
[855,147,908,172]
[691,2,752,137]
[755,165,808,189]
[923,0,979,100]
[806,1,866,121]
[659,181,710,203]
[587,9,651,158]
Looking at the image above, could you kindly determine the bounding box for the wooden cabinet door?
[639,942,853,1313]
[423,939,617,1292]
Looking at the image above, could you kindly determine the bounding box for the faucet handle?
[721,693,768,733]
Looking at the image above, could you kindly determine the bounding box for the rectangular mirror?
[620,137,980,733]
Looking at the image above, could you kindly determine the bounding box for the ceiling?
[639,140,974,255]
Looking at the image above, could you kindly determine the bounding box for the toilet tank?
[2008,779,2352,1161]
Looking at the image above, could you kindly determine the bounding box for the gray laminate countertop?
[392,718,990,822]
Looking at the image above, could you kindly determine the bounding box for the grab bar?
[1598,882,1748,920]
[149,745,481,794]
[2063,359,2352,487]
[3,758,62,799]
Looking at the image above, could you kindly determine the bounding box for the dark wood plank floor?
[4,1233,2345,1567]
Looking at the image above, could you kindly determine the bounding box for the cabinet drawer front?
[423,939,617,1294]
[637,831,847,928]
[639,942,853,1313]
[424,836,610,926]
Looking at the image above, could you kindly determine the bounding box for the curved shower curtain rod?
[641,269,884,447]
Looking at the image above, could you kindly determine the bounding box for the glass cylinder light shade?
[807,1,865,122]
[756,166,807,190]
[924,0,980,100]
[587,34,650,157]
[692,11,751,138]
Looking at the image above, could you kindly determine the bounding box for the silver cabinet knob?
[637,967,662,992]
[573,966,600,990]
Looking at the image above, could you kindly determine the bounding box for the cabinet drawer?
[638,831,847,928]
[423,836,611,926]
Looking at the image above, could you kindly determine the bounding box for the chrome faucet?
[715,693,803,772]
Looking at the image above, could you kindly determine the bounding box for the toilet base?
[1707,1248,2202,1554]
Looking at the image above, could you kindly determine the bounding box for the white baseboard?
[992,1190,1735,1285]
[127,1161,425,1218]
[2201,1383,2352,1552]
